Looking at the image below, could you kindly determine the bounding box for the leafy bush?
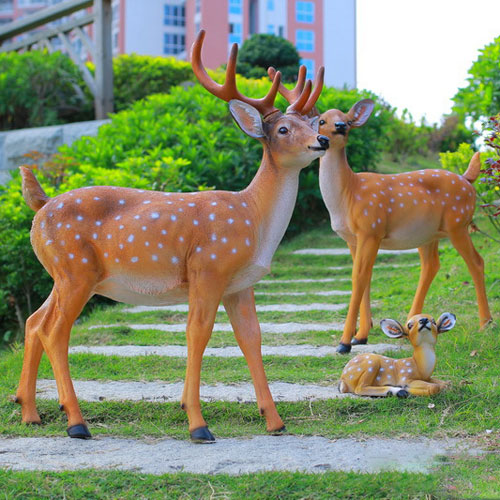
[0,76,388,343]
[453,35,500,122]
[110,54,194,112]
[236,34,300,82]
[0,50,91,130]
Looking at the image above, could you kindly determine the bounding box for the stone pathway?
[68,343,405,358]
[293,248,419,256]
[89,321,345,334]
[0,435,475,475]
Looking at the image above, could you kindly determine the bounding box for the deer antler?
[191,30,282,119]
[268,65,324,115]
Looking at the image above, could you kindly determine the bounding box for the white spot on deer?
[221,237,228,243]
[363,209,368,216]
[60,241,65,246]
[131,257,139,263]
[399,203,404,208]
[193,219,199,226]
[119,225,124,230]
[119,244,124,250]
[371,222,376,229]
[104,252,109,258]
[210,253,217,260]
[142,226,147,231]
[355,194,361,201]
[46,239,53,246]
[398,193,403,198]
[188,203,196,207]
[456,196,461,200]
[209,214,216,221]
[242,202,248,207]
[228,218,234,224]
[119,199,125,205]
[150,212,160,219]
[82,258,88,263]
[128,235,134,243]
[245,219,251,225]
[413,199,418,205]
[211,201,217,206]
[134,215,141,220]
[167,201,173,205]
[68,253,74,259]
[452,206,457,211]
[75,234,80,240]
[56,202,64,209]
[372,193,377,198]
[232,248,237,254]
[388,207,392,213]
[152,254,158,261]
[390,198,395,203]
[76,215,83,221]
[66,224,71,229]
[179,236,184,242]
[170,215,177,222]
[54,257,59,263]
[451,180,455,184]
[456,218,460,222]
[245,238,251,246]
[161,230,167,235]
[56,222,62,229]
[211,233,217,241]
[96,221,102,226]
[378,203,383,208]
[143,200,151,205]
[369,201,373,206]
[196,247,202,253]
[115,216,122,221]
[178,208,183,213]
[48,212,53,217]
[115,258,119,263]
[76,198,82,204]
[171,256,179,264]
[158,243,163,249]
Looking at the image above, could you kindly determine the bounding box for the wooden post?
[93,0,113,119]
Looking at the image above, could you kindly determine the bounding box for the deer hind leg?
[348,243,372,344]
[408,240,440,318]
[448,227,492,328]
[32,281,94,438]
[352,359,402,396]
[406,379,442,396]
[223,287,285,434]
[338,236,380,353]
[182,271,226,442]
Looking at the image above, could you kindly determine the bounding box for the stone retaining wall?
[0,119,109,185]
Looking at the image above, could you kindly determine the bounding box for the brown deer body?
[340,312,455,397]
[315,101,491,352]
[14,31,328,442]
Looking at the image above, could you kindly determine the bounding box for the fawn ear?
[436,313,456,333]
[229,100,265,138]
[348,99,375,128]
[380,319,406,338]
[310,115,320,132]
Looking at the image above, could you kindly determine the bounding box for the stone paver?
[293,248,418,256]
[68,343,405,358]
[0,435,475,475]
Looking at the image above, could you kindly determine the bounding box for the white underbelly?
[225,263,270,295]
[381,220,444,250]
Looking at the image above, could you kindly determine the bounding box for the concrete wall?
[0,120,109,186]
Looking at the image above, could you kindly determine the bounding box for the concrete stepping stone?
[68,343,406,358]
[88,322,345,334]
[255,290,351,296]
[0,435,475,475]
[258,278,349,284]
[329,262,420,271]
[122,303,348,314]
[293,248,418,256]
[36,380,352,402]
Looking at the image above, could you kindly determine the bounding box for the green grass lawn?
[1,206,499,497]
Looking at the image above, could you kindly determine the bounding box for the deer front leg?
[182,272,226,443]
[223,287,285,434]
[408,240,440,318]
[406,379,442,396]
[338,236,380,353]
[348,243,372,344]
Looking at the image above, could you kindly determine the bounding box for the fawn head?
[380,312,456,348]
[192,31,329,170]
[313,99,375,149]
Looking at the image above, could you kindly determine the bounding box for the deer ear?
[310,115,319,132]
[348,99,375,128]
[229,99,265,138]
[380,319,406,338]
[436,313,456,333]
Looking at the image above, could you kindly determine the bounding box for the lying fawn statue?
[339,312,456,397]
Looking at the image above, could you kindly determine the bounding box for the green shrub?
[111,54,194,112]
[0,50,92,130]
[0,76,389,343]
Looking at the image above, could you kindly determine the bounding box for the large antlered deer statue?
[268,67,492,353]
[13,31,328,442]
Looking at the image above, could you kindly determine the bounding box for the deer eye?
[407,322,414,330]
[319,119,326,126]
[278,126,288,134]
[347,120,353,126]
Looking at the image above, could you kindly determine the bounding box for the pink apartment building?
[0,0,357,88]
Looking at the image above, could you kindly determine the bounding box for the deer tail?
[19,166,49,212]
[463,152,481,184]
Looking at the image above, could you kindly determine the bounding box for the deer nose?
[335,122,347,134]
[419,317,430,327]
[317,135,330,149]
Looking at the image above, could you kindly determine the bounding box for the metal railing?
[0,0,113,119]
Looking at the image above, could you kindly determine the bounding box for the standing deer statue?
[268,66,491,353]
[339,312,456,397]
[13,30,328,442]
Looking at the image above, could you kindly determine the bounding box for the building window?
[296,29,314,51]
[278,25,284,37]
[195,0,201,13]
[164,33,185,55]
[267,0,274,10]
[296,1,314,23]
[228,0,242,15]
[164,4,185,26]
[301,58,314,79]
[267,24,274,34]
[113,32,118,49]
[229,22,242,44]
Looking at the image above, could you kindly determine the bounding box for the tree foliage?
[453,35,500,122]
[236,34,300,82]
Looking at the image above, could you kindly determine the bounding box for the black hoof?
[269,425,287,435]
[396,389,409,398]
[190,426,215,443]
[351,338,367,346]
[67,424,92,439]
[9,395,19,404]
[336,342,352,354]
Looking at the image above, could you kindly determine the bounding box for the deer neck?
[412,344,437,380]
[319,147,357,231]
[240,147,300,269]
